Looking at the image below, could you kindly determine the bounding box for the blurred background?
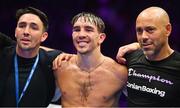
[0,0,180,59]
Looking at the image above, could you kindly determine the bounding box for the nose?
[23,26,30,36]
[141,31,149,39]
[77,31,87,39]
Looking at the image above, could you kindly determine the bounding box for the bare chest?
[58,64,121,105]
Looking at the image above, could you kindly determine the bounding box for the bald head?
[137,7,170,26]
[135,7,173,60]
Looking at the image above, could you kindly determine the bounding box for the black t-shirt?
[126,49,180,107]
[0,46,62,107]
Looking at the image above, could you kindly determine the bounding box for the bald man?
[116,7,180,106]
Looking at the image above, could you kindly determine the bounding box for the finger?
[52,61,55,70]
[65,54,74,61]
[57,53,71,66]
[117,58,127,65]
[65,55,69,61]
[116,47,124,59]
[116,47,126,60]
[57,55,62,67]
[53,56,58,70]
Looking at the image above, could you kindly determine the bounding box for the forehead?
[18,13,42,25]
[73,17,96,28]
[136,15,158,28]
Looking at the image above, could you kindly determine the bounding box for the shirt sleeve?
[0,32,16,49]
[46,49,63,62]
[51,86,61,102]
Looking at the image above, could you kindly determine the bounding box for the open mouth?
[77,40,89,47]
[21,38,31,44]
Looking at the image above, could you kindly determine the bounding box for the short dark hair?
[16,7,48,31]
[71,12,105,33]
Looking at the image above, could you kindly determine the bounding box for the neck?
[76,50,104,72]
[147,44,174,61]
[16,46,39,58]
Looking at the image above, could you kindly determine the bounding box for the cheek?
[15,30,20,37]
[72,36,77,46]
[34,35,43,43]
[154,37,165,46]
[72,32,77,37]
[136,36,141,42]
[72,35,76,42]
[150,34,162,42]
[96,38,101,45]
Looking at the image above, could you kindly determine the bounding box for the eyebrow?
[84,25,94,29]
[73,25,94,29]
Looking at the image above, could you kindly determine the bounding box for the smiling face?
[15,13,48,52]
[72,17,105,54]
[136,7,171,59]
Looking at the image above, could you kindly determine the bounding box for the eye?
[85,26,94,32]
[73,26,80,32]
[136,27,143,35]
[30,23,39,30]
[18,22,26,28]
[145,27,156,34]
[85,28,93,32]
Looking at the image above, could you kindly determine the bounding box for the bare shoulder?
[103,56,128,82]
[104,56,127,72]
[57,55,77,70]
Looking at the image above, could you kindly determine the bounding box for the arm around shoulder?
[117,64,128,84]
[116,42,140,64]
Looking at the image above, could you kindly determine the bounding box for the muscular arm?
[116,42,140,64]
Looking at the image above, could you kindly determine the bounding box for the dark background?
[0,0,180,59]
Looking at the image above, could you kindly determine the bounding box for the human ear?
[41,32,48,42]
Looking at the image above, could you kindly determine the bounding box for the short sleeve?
[0,32,16,49]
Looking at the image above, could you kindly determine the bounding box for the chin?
[143,50,154,57]
[78,51,87,54]
[77,50,89,54]
[76,48,87,53]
